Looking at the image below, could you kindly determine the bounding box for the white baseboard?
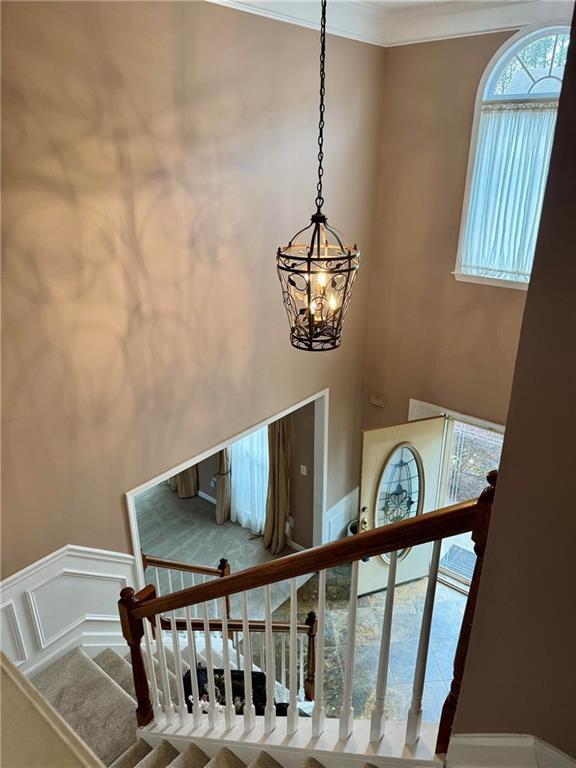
[324,486,359,542]
[0,545,138,676]
[287,539,306,552]
[447,734,576,768]
[198,491,217,505]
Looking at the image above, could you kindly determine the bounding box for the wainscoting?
[0,545,138,676]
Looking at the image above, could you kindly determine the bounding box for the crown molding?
[205,0,574,47]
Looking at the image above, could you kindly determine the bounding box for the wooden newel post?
[304,610,317,702]
[436,470,497,755]
[118,587,154,727]
[218,558,232,632]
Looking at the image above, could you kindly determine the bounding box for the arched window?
[455,27,570,288]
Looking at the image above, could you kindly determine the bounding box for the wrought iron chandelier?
[276,0,360,352]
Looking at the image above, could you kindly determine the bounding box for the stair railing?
[141,552,231,620]
[120,471,496,755]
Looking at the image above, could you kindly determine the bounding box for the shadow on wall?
[2,3,305,538]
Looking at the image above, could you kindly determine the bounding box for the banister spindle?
[185,606,202,728]
[202,600,218,729]
[170,609,187,726]
[281,633,287,692]
[370,550,398,742]
[220,596,236,730]
[264,585,277,734]
[304,611,317,702]
[406,539,442,744]
[143,617,161,719]
[311,569,326,737]
[287,577,299,736]
[436,471,496,755]
[168,571,187,726]
[241,592,256,732]
[155,612,174,722]
[118,587,154,727]
[298,635,305,701]
[235,631,241,670]
[339,559,359,740]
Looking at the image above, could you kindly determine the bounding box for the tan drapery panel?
[215,448,231,525]
[168,465,199,498]
[263,415,292,555]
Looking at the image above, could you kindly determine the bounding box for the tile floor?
[272,565,466,722]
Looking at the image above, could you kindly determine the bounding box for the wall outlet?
[300,464,308,476]
[287,514,295,528]
[210,477,217,488]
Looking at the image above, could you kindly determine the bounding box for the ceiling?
[206,0,574,46]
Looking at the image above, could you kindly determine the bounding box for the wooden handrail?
[142,552,222,576]
[132,498,477,621]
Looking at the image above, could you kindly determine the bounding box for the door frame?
[409,398,504,590]
[125,389,329,588]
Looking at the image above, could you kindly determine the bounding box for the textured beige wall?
[1,2,385,577]
[290,402,315,548]
[362,32,526,429]
[455,26,576,757]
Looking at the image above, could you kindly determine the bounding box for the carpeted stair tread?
[32,647,137,765]
[109,739,153,768]
[301,760,325,768]
[135,740,179,768]
[125,651,179,703]
[156,646,190,676]
[94,648,136,700]
[169,744,211,768]
[204,747,246,768]
[246,751,284,768]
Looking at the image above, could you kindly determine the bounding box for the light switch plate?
[300,464,307,476]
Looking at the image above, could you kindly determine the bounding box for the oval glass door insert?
[375,444,423,561]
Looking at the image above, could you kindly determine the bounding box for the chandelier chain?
[315,0,327,213]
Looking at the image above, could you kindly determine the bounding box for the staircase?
[30,647,376,768]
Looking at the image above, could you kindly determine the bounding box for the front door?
[358,417,446,597]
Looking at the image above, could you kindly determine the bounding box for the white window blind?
[460,102,557,282]
[456,27,569,287]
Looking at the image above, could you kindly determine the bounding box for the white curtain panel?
[460,103,557,282]
[230,426,269,535]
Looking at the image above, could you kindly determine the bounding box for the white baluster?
[185,606,202,728]
[202,601,217,729]
[143,619,161,719]
[192,573,199,618]
[298,635,305,701]
[170,610,187,726]
[370,551,398,742]
[264,585,277,733]
[166,571,186,725]
[339,559,359,741]
[406,540,442,745]
[154,567,161,596]
[241,592,256,732]
[220,596,236,730]
[287,577,299,736]
[281,633,287,693]
[155,614,174,722]
[235,631,241,671]
[312,569,326,737]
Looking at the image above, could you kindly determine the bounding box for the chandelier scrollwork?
[276,0,361,352]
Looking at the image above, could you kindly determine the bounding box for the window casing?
[455,26,570,289]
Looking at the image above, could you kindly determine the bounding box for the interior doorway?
[126,390,328,590]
